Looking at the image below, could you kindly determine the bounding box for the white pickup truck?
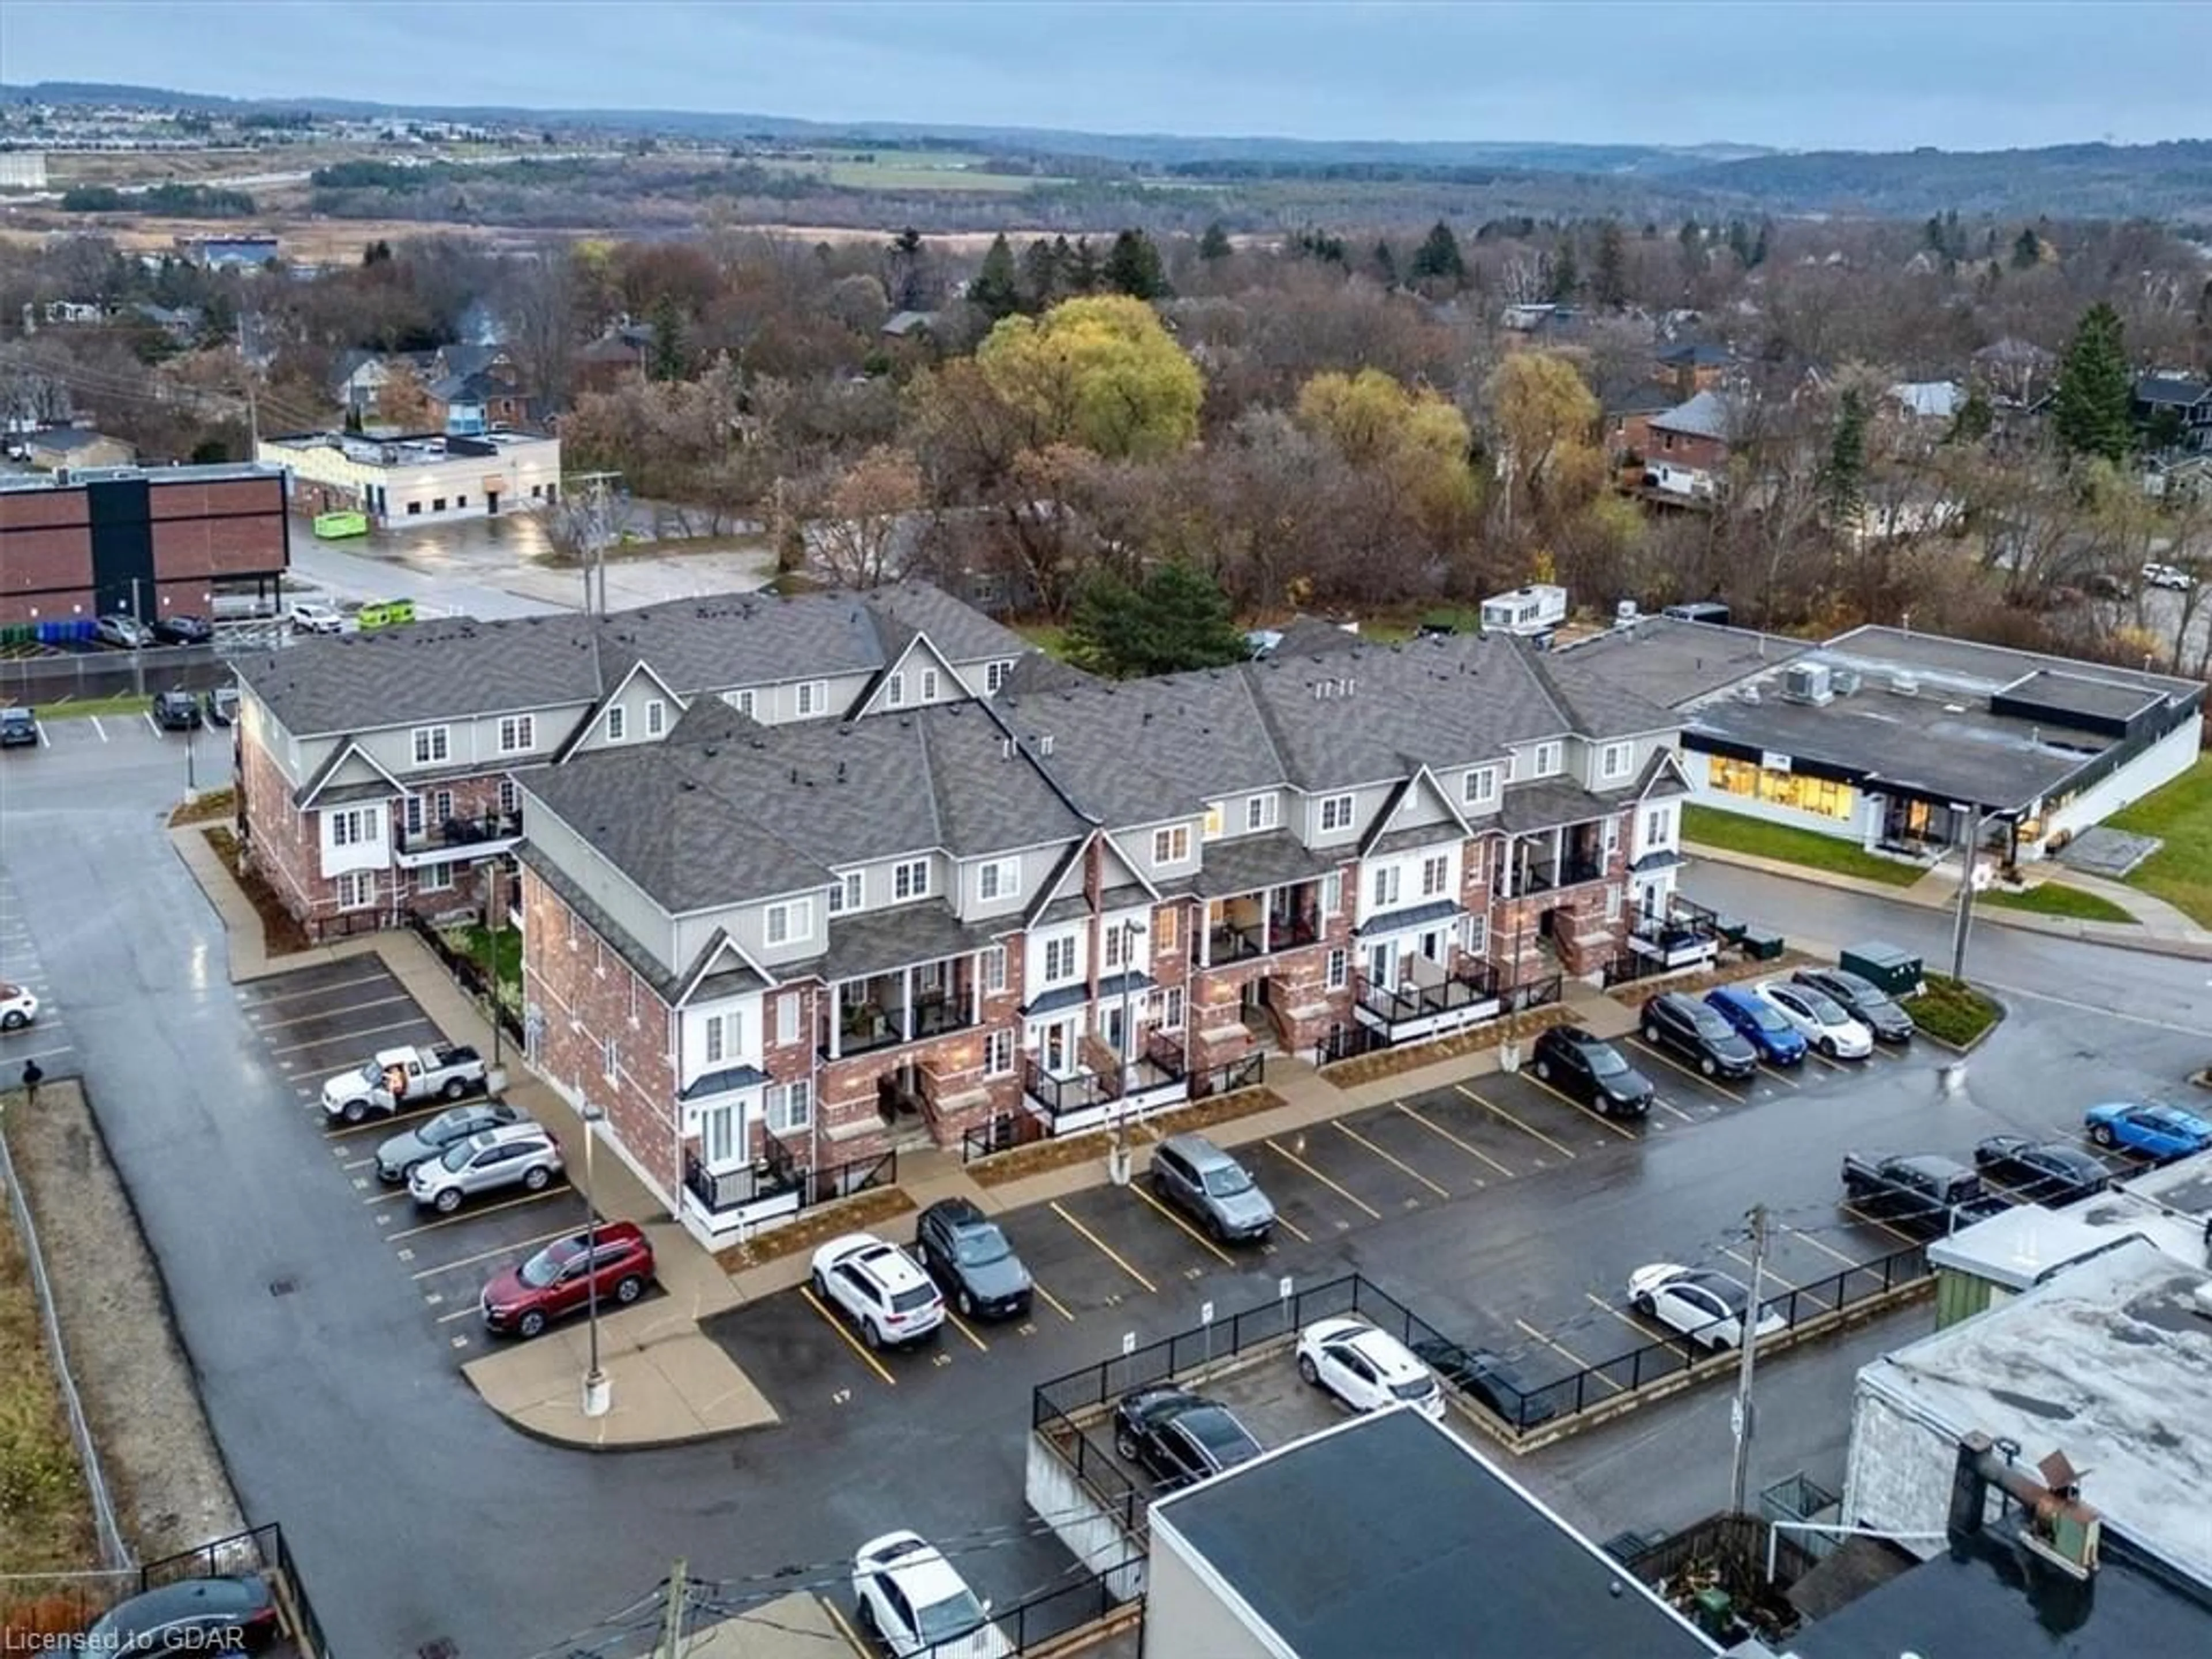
[321,1042,490,1124]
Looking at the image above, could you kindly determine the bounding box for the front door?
[1100,1003,1126,1058]
[1366,940,1397,987]
[486,490,500,517]
[697,1101,740,1172]
[1042,1018,1075,1077]
[1417,927,1446,965]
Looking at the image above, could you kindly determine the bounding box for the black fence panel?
[137,1525,330,1659]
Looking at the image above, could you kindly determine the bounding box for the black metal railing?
[684,1128,895,1217]
[395,809,521,854]
[961,1108,1051,1164]
[406,910,526,1047]
[1519,854,1607,894]
[1488,1242,1931,1434]
[916,1573,1130,1658]
[1021,1051,1188,1122]
[1354,961,1502,1028]
[1315,1022,1387,1065]
[137,1524,330,1659]
[1263,910,1321,950]
[1187,1051,1266,1099]
[830,992,976,1058]
[804,1147,897,1207]
[1203,921,1266,964]
[1502,971,1563,1012]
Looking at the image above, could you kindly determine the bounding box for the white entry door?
[695,1101,741,1172]
[1041,1018,1076,1076]
[1366,940,1397,986]
[1417,927,1446,964]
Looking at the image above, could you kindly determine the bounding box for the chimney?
[1949,1430,2101,1581]
[1001,736,1014,759]
[1039,733,1055,757]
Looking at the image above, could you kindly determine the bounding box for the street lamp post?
[579,1103,611,1418]
[1108,918,1146,1187]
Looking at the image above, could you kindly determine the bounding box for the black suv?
[914,1196,1032,1320]
[1639,991,1758,1080]
[1792,967,1914,1044]
[1113,1387,1262,1487]
[0,707,36,748]
[151,690,203,731]
[1529,1024,1655,1117]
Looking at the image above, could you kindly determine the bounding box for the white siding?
[1142,1525,1274,1659]
[319,801,389,877]
[524,805,679,969]
[2038,715,2202,854]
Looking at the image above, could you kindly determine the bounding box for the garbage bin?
[1741,927,1785,961]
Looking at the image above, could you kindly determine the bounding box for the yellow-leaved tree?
[1294,366,1479,545]
[976,294,1203,461]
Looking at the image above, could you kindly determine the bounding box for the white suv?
[1296,1316,1445,1421]
[287,599,346,634]
[408,1122,565,1213]
[853,1531,1009,1658]
[810,1233,944,1349]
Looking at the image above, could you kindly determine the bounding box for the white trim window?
[1321,872,1342,915]
[1462,913,1488,956]
[775,992,800,1046]
[1103,925,1128,970]
[768,1079,812,1133]
[1599,741,1633,782]
[984,1029,1015,1077]
[1532,740,1563,778]
[605,705,627,743]
[764,898,812,946]
[976,859,1019,902]
[1325,948,1349,990]
[1043,935,1077,983]
[645,699,666,737]
[986,660,1013,694]
[498,778,520,817]
[1152,825,1192,865]
[921,668,940,702]
[828,871,863,914]
[893,859,930,900]
[335,870,376,911]
[1153,985,1185,1032]
[733,688,757,719]
[1645,807,1673,849]
[403,796,425,837]
[1419,854,1449,898]
[419,861,454,893]
[1463,766,1499,809]
[701,1010,740,1065]
[410,725,449,766]
[497,714,536,755]
[1605,887,1623,921]
[885,672,907,709]
[1371,865,1400,908]
[1320,794,1355,833]
[1245,794,1279,832]
[329,806,380,846]
[796,680,828,718]
[980,944,1007,993]
[1603,817,1621,854]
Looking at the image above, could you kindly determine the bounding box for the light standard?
[1108,917,1145,1187]
[579,1103,611,1419]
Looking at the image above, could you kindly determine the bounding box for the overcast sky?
[2,1,2205,152]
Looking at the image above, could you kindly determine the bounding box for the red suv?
[480,1221,656,1338]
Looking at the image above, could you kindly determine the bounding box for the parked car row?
[1639,968,1911,1078]
[0,685,237,746]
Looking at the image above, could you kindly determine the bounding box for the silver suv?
[1150,1132,1274,1243]
[810,1233,944,1349]
[408,1122,565,1213]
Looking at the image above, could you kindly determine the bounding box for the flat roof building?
[1145,1407,1717,1659]
[257,429,560,528]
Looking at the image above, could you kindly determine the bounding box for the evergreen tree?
[1198,221,1233,262]
[2051,301,2135,465]
[1749,220,1771,268]
[885,226,930,310]
[1066,562,1248,679]
[1678,219,1706,273]
[1547,234,1579,302]
[969,233,1022,322]
[1066,236,1101,295]
[1642,221,1659,239]
[362,239,393,266]
[2010,228,2043,270]
[648,294,685,382]
[1021,237,1063,310]
[1103,228,1168,301]
[1372,238,1399,287]
[1408,219,1465,286]
[1592,219,1627,308]
[1726,218,1755,267]
[1948,388,1995,445]
[1821,389,1869,526]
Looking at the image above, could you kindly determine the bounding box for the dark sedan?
[0,706,37,748]
[1412,1337,1556,1429]
[1793,967,1914,1044]
[915,1196,1032,1319]
[374,1100,522,1181]
[1529,1024,1655,1118]
[151,690,202,730]
[84,1575,279,1656]
[153,613,214,645]
[1972,1136,2109,1206]
[1113,1387,1262,1487]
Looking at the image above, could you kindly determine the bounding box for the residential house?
[1633,390,1738,498]
[1971,338,2057,411]
[2134,373,2212,454]
[1598,376,1681,468]
[880,310,940,342]
[1654,340,1733,397]
[329,349,400,416]
[510,615,1685,1238]
[425,345,532,434]
[573,321,656,392]
[228,581,1037,945]
[1885,380,1964,425]
[24,427,136,471]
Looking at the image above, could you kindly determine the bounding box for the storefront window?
[1710,757,1856,821]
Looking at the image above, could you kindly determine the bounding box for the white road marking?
[90,717,108,743]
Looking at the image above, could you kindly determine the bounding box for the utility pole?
[1729,1202,1769,1515]
[1949,804,1983,982]
[658,1559,687,1658]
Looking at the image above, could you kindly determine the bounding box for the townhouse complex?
[232,582,1695,1246]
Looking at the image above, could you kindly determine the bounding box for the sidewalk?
[1684,839,2212,963]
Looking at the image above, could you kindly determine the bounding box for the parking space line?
[407,1222,579,1279]
[1331,1119,1449,1198]
[324,1105,442,1139]
[90,717,107,743]
[435,1304,483,1325]
[389,1189,571,1244]
[1839,1203,1923,1247]
[1031,1280,1077,1323]
[1514,1317,1620,1392]
[1394,1101,1513,1179]
[820,1597,874,1659]
[1456,1085,1575,1161]
[1049,1201,1159,1294]
[1126,1181,1238,1266]
[243,973,391,1006]
[1274,1211,1312,1243]
[251,993,415,1032]
[1781,1224,1862,1270]
[340,1156,378,1172]
[799,1286,898,1387]
[1264,1138,1382,1219]
[1586,1291,1689,1358]
[1758,1063,1803,1088]
[362,1188,411,1206]
[142,711,161,740]
[267,1017,437,1056]
[1720,1249,1835,1312]
[1519,1074,1639,1142]
[1623,1038,1747,1103]
[943,1309,990,1353]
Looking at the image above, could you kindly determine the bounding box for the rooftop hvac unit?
[1828,666,1863,696]
[1738,683,1762,703]
[1781,662,1834,706]
[1889,673,1921,698]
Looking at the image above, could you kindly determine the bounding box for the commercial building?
[256,429,561,528]
[0,463,289,627]
[1555,615,2205,865]
[1144,1407,1717,1659]
[22,427,135,472]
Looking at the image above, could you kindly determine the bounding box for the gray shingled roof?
[1189,831,1342,899]
[815,904,999,982]
[860,581,1034,666]
[1531,650,1683,737]
[1497,779,1619,834]
[2135,374,2210,408]
[1649,389,1737,441]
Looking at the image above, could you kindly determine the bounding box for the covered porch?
[1191,830,1339,968]
[814,906,999,1062]
[1020,1029,1190,1132]
[1351,959,1503,1045]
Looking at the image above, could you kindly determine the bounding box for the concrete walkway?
[1684,839,2212,963]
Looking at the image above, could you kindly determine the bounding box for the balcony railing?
[1022,1047,1187,1127]
[1518,854,1605,895]
[1203,910,1322,965]
[827,986,976,1059]
[1206,921,1265,964]
[1353,961,1502,1036]
[683,1130,802,1214]
[395,810,521,855]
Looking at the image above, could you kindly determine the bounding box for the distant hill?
[4,81,2206,221]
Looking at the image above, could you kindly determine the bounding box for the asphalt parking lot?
[0,862,78,1082]
[239,956,596,1360]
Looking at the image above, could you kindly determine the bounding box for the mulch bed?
[1604,948,1821,1007]
[200,825,312,957]
[166,786,236,828]
[713,1187,917,1275]
[966,1086,1287,1188]
[1318,1008,1574,1089]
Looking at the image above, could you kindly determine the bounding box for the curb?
[1906,987,2009,1056]
[467,1380,773,1455]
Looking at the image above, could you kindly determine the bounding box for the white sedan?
[2142,562,2196,592]
[1296,1316,1445,1420]
[1756,980,1873,1059]
[1628,1263,1786,1351]
[286,599,346,634]
[852,1531,1009,1659]
[0,981,37,1031]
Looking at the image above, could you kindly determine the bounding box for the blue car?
[2084,1101,2212,1162]
[1703,986,1808,1066]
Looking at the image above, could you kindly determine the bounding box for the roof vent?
[1738,683,1762,703]
[1829,666,1862,696]
[1781,662,1833,705]
[1889,673,1921,697]
[1039,734,1055,756]
[1000,736,1014,759]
